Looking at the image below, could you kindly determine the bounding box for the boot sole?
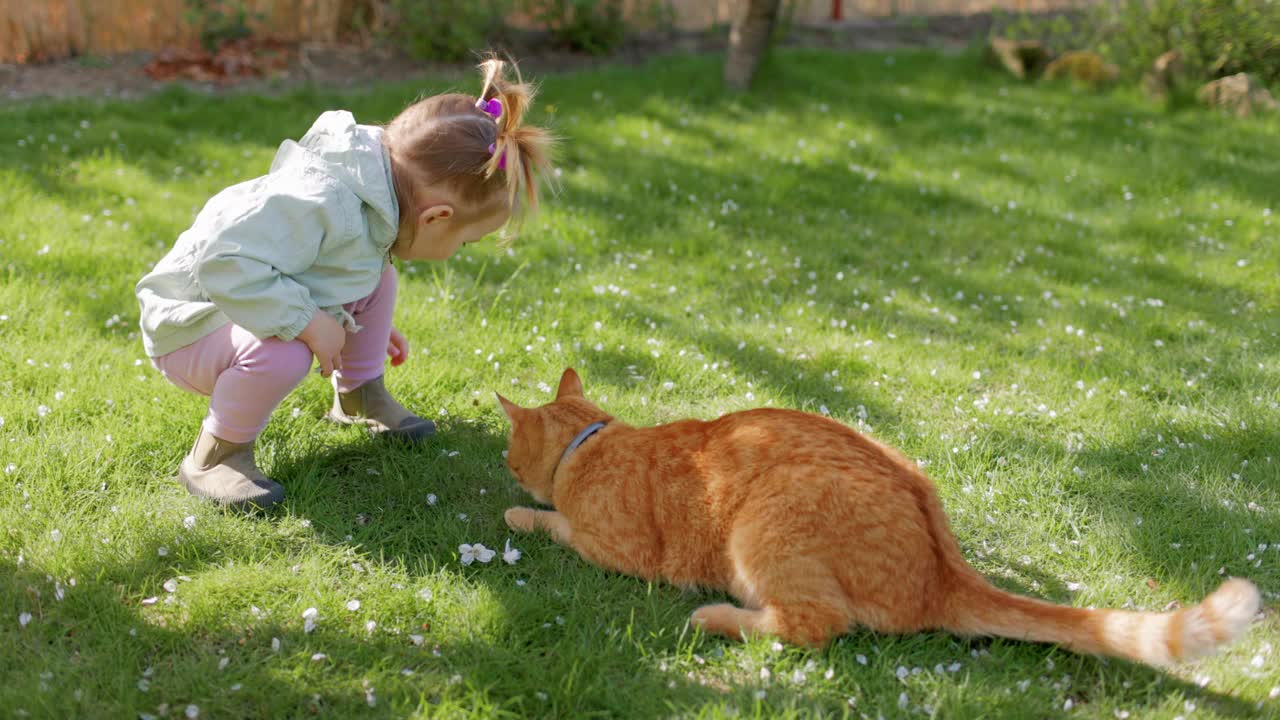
[323,411,437,442]
[177,473,285,510]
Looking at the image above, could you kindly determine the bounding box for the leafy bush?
[996,0,1280,86]
[523,0,627,55]
[380,0,511,62]
[1094,0,1280,85]
[522,0,672,55]
[184,0,262,52]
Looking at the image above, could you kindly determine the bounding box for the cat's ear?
[496,393,524,424]
[556,368,584,399]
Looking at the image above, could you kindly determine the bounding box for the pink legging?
[153,264,398,443]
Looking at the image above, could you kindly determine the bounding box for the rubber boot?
[326,375,435,442]
[177,426,285,509]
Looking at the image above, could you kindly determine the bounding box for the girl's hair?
[383,55,554,230]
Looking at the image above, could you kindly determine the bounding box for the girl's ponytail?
[477,56,554,219]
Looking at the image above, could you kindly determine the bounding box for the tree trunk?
[724,0,782,91]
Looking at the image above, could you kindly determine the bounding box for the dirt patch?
[0,15,989,105]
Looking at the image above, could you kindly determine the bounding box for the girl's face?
[391,191,511,262]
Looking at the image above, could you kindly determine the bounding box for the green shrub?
[381,0,511,62]
[995,0,1280,86]
[184,0,262,52]
[522,0,673,55]
[1096,0,1280,85]
[522,0,627,55]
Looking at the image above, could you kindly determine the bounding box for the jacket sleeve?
[193,172,347,341]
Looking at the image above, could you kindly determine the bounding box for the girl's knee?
[248,338,314,385]
[279,340,315,383]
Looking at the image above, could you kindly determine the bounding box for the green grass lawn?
[1,48,1278,719]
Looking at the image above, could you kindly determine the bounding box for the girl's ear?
[419,203,454,226]
[555,367,583,399]
[496,393,523,423]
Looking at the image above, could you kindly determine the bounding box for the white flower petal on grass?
[303,607,318,633]
[163,579,178,593]
[183,516,196,529]
[19,612,32,627]
[503,539,522,565]
[417,588,433,602]
[50,529,62,542]
[345,599,361,612]
[426,493,438,506]
[185,705,199,719]
[271,637,281,653]
[311,653,327,662]
[157,547,169,557]
[141,596,158,606]
[410,634,425,646]
[459,543,496,566]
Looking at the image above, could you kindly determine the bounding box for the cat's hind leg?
[720,484,856,646]
[691,603,848,647]
[690,604,768,640]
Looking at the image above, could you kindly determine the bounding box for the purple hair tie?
[487,142,506,170]
[478,97,502,119]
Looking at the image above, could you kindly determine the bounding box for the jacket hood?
[270,110,400,251]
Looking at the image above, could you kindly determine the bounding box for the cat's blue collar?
[556,421,607,471]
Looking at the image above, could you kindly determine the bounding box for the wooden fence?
[0,0,1088,64]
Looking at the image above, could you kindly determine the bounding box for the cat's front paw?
[504,506,538,533]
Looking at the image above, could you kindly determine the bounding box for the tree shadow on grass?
[3,413,1270,718]
[273,404,1271,718]
[1011,420,1280,592]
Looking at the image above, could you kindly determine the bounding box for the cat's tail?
[917,485,1260,666]
[941,569,1260,666]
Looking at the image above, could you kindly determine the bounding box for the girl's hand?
[387,326,409,367]
[298,311,346,378]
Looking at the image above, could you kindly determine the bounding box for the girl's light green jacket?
[135,110,399,358]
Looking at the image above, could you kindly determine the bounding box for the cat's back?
[698,407,911,479]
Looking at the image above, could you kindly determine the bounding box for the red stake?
[832,0,843,21]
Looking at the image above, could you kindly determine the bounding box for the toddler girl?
[135,58,553,509]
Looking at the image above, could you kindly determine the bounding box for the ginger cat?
[498,369,1261,666]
